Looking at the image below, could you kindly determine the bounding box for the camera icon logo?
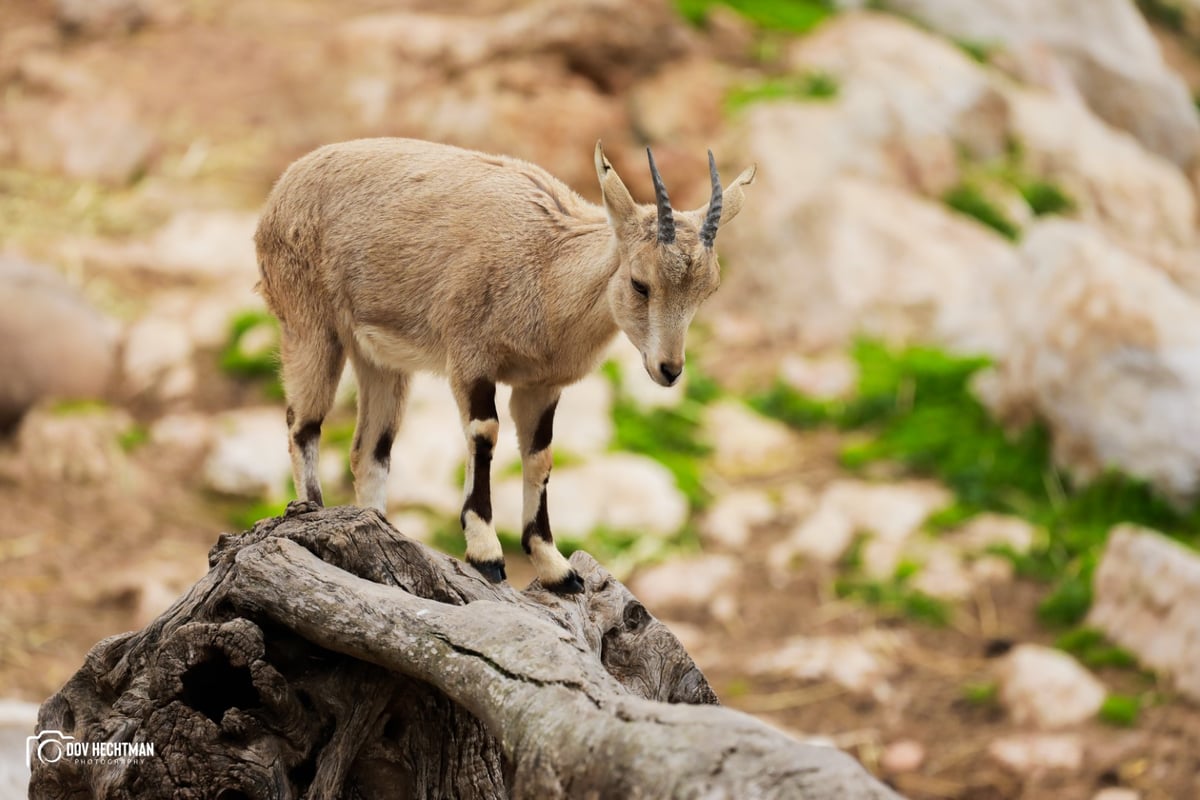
[26,731,75,768]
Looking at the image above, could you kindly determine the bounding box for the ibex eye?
[631,279,649,298]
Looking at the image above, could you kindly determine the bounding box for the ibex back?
[256,138,755,593]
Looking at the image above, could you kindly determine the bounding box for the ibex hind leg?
[348,353,409,513]
[451,376,506,584]
[280,327,346,507]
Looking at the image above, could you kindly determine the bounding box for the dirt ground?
[3,2,1200,799]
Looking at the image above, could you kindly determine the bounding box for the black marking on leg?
[543,568,585,595]
[520,486,552,554]
[467,557,507,584]
[306,479,325,507]
[285,407,296,428]
[292,420,322,450]
[461,434,495,527]
[530,400,558,454]
[373,429,394,469]
[467,379,498,422]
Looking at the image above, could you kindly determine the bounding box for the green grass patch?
[609,365,722,513]
[961,681,999,706]
[117,424,150,453]
[752,340,1200,626]
[675,0,833,33]
[725,72,838,113]
[219,310,283,399]
[1099,693,1142,727]
[943,183,1020,240]
[955,39,997,63]
[1055,627,1139,670]
[1016,178,1075,217]
[834,574,950,626]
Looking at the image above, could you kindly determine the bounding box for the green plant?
[1055,627,1138,670]
[1099,694,1142,727]
[609,366,722,512]
[219,310,283,398]
[675,0,833,33]
[725,72,838,113]
[955,39,996,63]
[753,340,1200,626]
[962,681,999,706]
[943,183,1020,240]
[834,574,950,625]
[117,424,150,453]
[1017,178,1075,217]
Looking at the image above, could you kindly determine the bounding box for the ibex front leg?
[453,377,506,583]
[511,385,584,594]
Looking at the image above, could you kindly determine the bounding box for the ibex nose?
[659,361,683,385]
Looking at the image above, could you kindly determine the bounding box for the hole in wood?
[179,647,261,723]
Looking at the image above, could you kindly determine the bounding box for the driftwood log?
[31,502,900,799]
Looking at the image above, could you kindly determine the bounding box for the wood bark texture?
[30,502,901,799]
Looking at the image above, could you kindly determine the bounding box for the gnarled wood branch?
[30,502,900,799]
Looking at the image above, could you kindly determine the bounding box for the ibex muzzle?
[256,138,755,593]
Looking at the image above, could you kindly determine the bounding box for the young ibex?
[256,138,754,593]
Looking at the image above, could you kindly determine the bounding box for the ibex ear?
[697,163,757,228]
[594,141,639,237]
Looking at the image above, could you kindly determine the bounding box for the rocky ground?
[4,1,1200,798]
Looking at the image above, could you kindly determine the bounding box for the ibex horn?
[646,147,675,245]
[699,150,722,249]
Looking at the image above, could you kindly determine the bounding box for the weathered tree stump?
[31,502,900,799]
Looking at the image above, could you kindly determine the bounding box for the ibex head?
[594,141,756,387]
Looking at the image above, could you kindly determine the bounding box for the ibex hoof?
[469,558,508,584]
[544,569,585,595]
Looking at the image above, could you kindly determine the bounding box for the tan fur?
[256,138,754,584]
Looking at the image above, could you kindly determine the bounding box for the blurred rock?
[8,88,155,184]
[629,57,733,153]
[871,0,1200,168]
[770,479,951,574]
[909,544,974,600]
[988,733,1084,772]
[785,13,1010,193]
[203,408,291,500]
[85,210,260,284]
[0,259,118,432]
[880,739,926,774]
[55,0,147,36]
[980,221,1200,499]
[1092,789,1141,800]
[779,352,858,400]
[17,406,134,485]
[337,0,692,89]
[149,412,213,458]
[121,315,195,402]
[999,644,1106,728]
[386,376,469,515]
[631,554,739,616]
[750,630,905,701]
[1005,87,1197,258]
[335,0,693,189]
[700,489,776,550]
[553,374,613,456]
[0,699,38,798]
[718,175,1024,354]
[493,454,689,539]
[704,401,796,476]
[1089,524,1200,701]
[949,513,1037,555]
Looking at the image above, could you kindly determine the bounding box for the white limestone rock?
[998,644,1107,728]
[1089,524,1200,701]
